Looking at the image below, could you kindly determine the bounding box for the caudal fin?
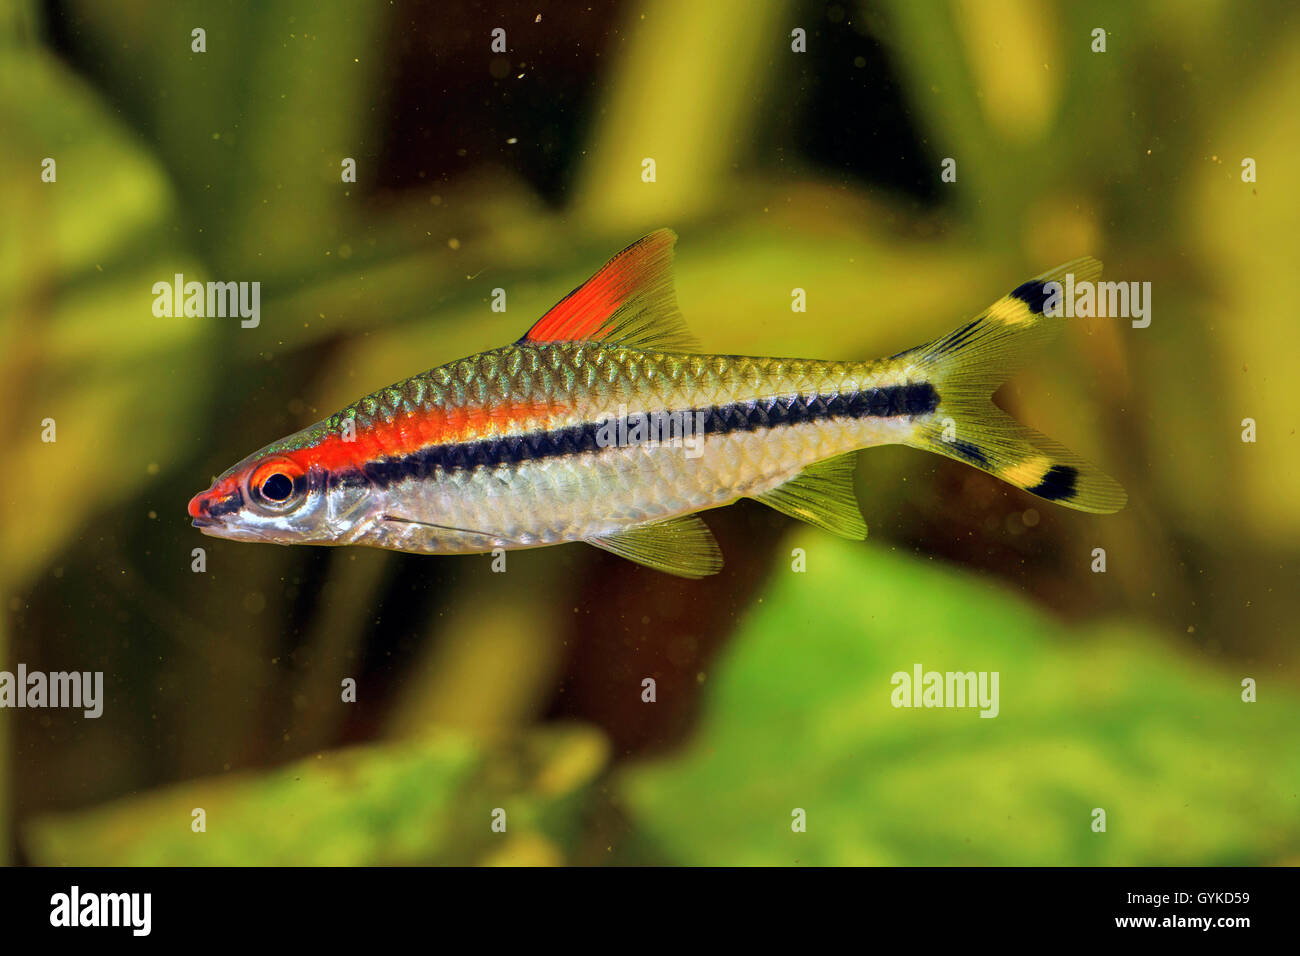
[903,257,1127,514]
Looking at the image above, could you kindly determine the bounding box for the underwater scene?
[2,0,1298,872]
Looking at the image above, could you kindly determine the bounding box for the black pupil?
[261,472,293,501]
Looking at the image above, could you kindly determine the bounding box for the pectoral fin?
[587,514,723,578]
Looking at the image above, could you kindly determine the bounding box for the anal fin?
[587,514,723,578]
[751,453,867,540]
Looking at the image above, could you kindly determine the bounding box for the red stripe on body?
[188,400,564,518]
[295,399,564,472]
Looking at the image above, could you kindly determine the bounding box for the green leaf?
[618,533,1300,865]
[25,726,607,866]
[0,44,211,589]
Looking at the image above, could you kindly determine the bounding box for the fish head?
[188,439,367,545]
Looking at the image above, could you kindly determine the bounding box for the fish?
[188,229,1126,577]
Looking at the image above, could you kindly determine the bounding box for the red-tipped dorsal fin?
[520,228,697,351]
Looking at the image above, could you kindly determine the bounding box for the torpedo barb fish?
[188,229,1126,577]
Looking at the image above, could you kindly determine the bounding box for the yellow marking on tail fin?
[1000,456,1053,488]
[986,297,1035,326]
[903,257,1127,514]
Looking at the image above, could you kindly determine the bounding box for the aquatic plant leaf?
[618,533,1300,865]
[0,45,210,591]
[24,726,607,866]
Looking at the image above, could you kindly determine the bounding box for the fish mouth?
[189,508,287,543]
[191,515,236,537]
[189,487,243,533]
[188,494,241,538]
[190,516,271,543]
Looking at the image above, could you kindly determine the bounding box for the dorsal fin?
[520,229,698,351]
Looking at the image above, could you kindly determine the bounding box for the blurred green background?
[2,0,1298,865]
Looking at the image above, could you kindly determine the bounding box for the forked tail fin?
[904,257,1127,513]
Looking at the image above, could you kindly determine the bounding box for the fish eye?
[248,458,306,509]
[260,472,294,502]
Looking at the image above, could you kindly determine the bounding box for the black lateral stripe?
[357,383,939,485]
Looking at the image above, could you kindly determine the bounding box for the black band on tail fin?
[902,258,1127,514]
